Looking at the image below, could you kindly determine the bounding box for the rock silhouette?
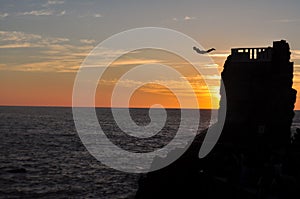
[136,40,299,199]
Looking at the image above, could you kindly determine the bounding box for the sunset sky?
[1,0,300,109]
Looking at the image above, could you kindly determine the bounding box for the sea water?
[0,107,299,198]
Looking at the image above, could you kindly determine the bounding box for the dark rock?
[136,40,299,199]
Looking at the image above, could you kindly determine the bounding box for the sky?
[1,0,300,109]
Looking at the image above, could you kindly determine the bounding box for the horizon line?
[0,105,219,110]
[1,105,300,111]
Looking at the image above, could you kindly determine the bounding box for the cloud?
[47,0,65,5]
[0,31,95,72]
[100,78,190,90]
[0,31,42,44]
[94,13,102,18]
[0,31,69,49]
[18,8,66,17]
[98,76,220,98]
[80,39,96,44]
[78,13,103,18]
[42,0,65,7]
[0,44,90,73]
[138,80,220,97]
[57,10,66,16]
[291,50,300,60]
[0,43,33,48]
[0,32,222,75]
[204,63,219,67]
[0,12,8,19]
[0,60,77,73]
[183,74,221,81]
[111,59,162,67]
[184,16,196,20]
[208,53,230,58]
[172,16,196,22]
[21,10,54,16]
[82,47,129,60]
[271,19,300,23]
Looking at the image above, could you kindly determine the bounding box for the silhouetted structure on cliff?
[219,40,296,148]
[136,40,298,199]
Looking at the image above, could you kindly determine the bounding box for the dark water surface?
[0,107,299,198]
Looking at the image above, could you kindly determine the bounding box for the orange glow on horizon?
[1,51,299,110]
[95,48,215,109]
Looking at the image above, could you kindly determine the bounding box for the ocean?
[0,107,299,198]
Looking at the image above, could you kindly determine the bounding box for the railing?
[231,47,272,62]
